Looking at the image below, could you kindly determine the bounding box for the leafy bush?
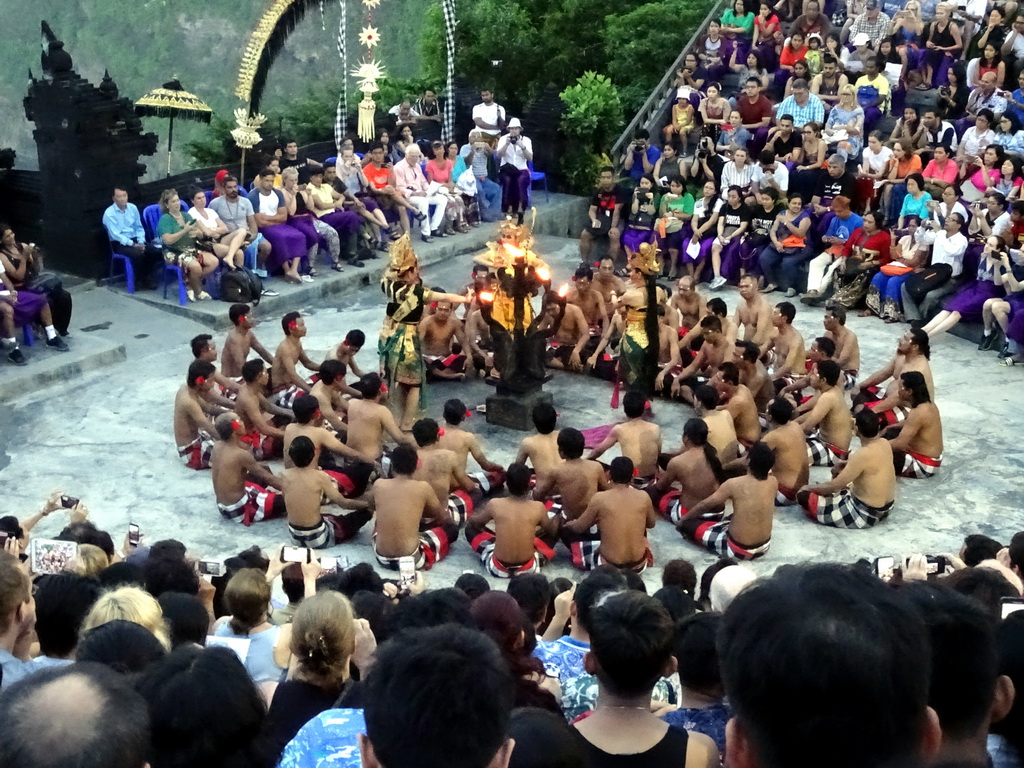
[559,72,623,192]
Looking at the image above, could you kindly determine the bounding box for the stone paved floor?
[1,234,1022,591]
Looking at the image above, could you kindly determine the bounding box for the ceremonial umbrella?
[135,79,213,177]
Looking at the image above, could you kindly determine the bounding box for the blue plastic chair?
[529,161,549,203]
[108,241,136,294]
[162,263,188,306]
[22,324,34,346]
[142,203,190,306]
[204,190,213,205]
[325,156,338,164]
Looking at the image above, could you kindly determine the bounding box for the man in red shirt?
[737,78,775,158]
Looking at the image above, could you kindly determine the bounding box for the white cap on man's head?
[710,564,757,613]
[507,117,522,129]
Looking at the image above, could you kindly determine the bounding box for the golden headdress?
[387,233,418,274]
[629,242,660,276]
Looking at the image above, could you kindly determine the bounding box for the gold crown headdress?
[387,233,418,274]
[629,242,660,276]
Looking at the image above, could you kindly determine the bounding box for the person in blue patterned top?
[661,613,731,754]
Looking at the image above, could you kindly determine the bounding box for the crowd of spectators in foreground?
[1,495,1024,768]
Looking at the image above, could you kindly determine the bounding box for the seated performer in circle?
[797,409,897,529]
[676,441,778,560]
[464,463,559,578]
[209,413,286,526]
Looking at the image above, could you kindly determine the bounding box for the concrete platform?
[115,193,589,330]
[0,331,126,404]
[2,231,1022,594]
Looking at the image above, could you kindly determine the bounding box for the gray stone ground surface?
[1,232,1022,592]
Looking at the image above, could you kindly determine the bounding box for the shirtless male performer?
[270,311,320,408]
[562,457,657,572]
[670,275,704,336]
[514,402,562,482]
[592,256,626,321]
[545,299,591,372]
[567,263,609,337]
[334,329,366,378]
[822,303,860,389]
[210,413,286,526]
[309,359,350,435]
[654,418,724,524]
[222,304,274,379]
[886,371,944,479]
[797,360,852,467]
[346,373,410,464]
[669,315,733,404]
[676,441,778,560]
[283,394,376,488]
[852,329,934,425]
[765,301,806,381]
[283,436,374,549]
[734,274,774,353]
[190,334,239,407]
[777,336,836,406]
[419,298,469,380]
[174,360,217,470]
[372,443,458,570]
[761,397,810,506]
[678,297,738,353]
[464,462,559,577]
[411,418,484,526]
[712,362,761,451]
[798,409,897,529]
[733,340,774,412]
[587,391,662,486]
[438,398,506,493]
[695,384,739,463]
[532,428,609,524]
[236,359,293,461]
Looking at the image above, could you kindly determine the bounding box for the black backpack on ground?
[220,267,263,304]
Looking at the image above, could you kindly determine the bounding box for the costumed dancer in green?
[379,234,472,430]
[617,241,664,399]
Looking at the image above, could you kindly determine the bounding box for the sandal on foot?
[332,262,345,272]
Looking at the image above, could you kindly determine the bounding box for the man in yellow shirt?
[854,55,890,135]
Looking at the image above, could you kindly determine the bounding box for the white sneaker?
[709,276,727,290]
[186,289,196,302]
[198,291,212,301]
[301,274,314,283]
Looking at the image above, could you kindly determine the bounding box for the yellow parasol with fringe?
[135,79,212,177]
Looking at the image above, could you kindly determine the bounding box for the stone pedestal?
[486,389,553,431]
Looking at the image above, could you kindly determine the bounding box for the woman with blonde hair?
[72,543,109,579]
[82,586,171,651]
[212,568,289,695]
[823,85,864,157]
[264,591,376,757]
[156,188,219,301]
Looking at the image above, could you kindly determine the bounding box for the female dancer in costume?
[379,235,471,430]
[617,242,665,397]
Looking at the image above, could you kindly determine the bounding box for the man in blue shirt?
[102,186,163,290]
[621,129,661,186]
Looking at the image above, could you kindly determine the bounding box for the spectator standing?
[472,89,506,143]
[622,129,662,186]
[495,118,534,224]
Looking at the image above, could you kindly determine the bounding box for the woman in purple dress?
[921,235,1007,337]
[686,181,723,282]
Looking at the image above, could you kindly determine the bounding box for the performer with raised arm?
[379,235,472,431]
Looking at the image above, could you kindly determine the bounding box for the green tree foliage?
[559,73,622,193]
[602,0,705,114]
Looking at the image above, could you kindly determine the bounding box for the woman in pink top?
[425,141,470,233]
[961,144,1005,202]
